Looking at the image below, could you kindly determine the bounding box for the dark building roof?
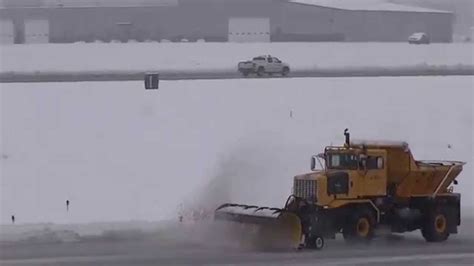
[290,0,451,13]
[0,0,178,8]
[0,0,451,14]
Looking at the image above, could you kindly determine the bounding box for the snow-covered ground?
[1,76,473,225]
[0,42,473,74]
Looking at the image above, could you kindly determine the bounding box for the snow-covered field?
[1,76,473,225]
[0,42,473,74]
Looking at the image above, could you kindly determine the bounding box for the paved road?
[1,66,473,83]
[1,220,473,266]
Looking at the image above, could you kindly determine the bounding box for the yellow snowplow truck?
[215,130,465,250]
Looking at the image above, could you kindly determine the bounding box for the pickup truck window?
[268,57,273,63]
[253,57,265,61]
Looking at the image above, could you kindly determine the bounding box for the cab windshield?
[327,153,359,170]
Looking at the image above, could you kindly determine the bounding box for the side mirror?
[311,154,325,171]
[311,156,316,171]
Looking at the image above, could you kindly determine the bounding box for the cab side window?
[376,157,384,169]
[367,156,384,170]
[268,57,273,63]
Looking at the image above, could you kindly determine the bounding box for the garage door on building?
[228,18,270,43]
[0,20,14,45]
[25,19,50,44]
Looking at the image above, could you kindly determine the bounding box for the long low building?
[0,0,454,44]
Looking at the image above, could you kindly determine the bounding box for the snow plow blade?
[214,204,302,250]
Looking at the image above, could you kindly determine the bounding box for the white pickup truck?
[238,55,290,77]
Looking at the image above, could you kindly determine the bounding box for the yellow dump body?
[396,160,464,198]
[349,141,465,199]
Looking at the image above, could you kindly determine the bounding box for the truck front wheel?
[343,209,375,244]
[305,235,324,250]
[282,67,290,77]
[422,208,450,242]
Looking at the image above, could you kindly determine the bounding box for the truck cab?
[301,144,389,208]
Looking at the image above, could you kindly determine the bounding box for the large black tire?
[342,208,375,244]
[257,67,265,77]
[421,207,450,242]
[281,67,290,77]
[305,235,324,250]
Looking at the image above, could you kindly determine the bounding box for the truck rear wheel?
[257,67,265,77]
[422,208,450,242]
[343,209,375,244]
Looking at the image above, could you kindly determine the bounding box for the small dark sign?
[145,73,159,90]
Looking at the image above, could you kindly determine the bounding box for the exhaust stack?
[344,129,350,148]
